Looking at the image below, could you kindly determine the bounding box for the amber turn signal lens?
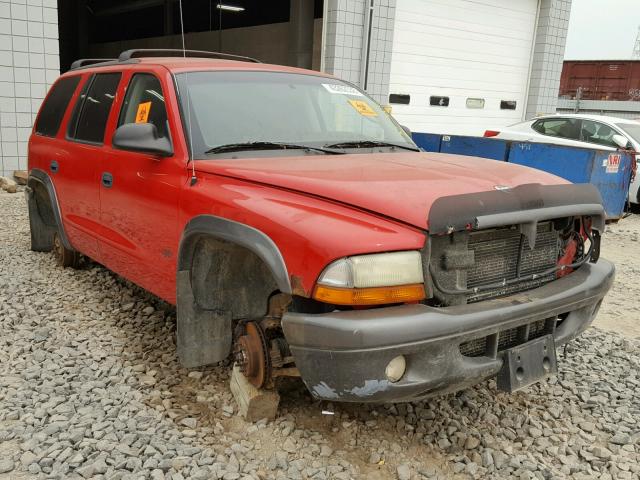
[313,284,426,306]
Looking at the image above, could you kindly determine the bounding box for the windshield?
[615,123,640,145]
[175,71,415,158]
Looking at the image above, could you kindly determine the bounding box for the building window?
[500,100,517,110]
[466,98,485,109]
[430,96,449,107]
[389,93,410,105]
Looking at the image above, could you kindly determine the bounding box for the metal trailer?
[439,135,510,161]
[508,143,634,220]
[560,60,640,102]
[412,133,634,220]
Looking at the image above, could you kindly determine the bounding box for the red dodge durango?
[27,49,614,403]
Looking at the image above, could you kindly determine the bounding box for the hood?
[196,152,568,229]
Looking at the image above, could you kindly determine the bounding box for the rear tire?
[53,232,80,268]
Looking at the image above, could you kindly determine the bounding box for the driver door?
[98,71,185,303]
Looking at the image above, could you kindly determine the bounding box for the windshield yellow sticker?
[348,99,378,117]
[135,102,152,123]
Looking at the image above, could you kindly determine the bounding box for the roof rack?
[118,49,261,63]
[68,49,261,72]
[69,58,116,70]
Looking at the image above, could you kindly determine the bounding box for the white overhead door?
[389,0,539,136]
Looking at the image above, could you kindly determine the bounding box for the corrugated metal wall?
[560,60,640,101]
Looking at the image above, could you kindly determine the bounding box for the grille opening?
[466,223,558,303]
[459,317,557,358]
[429,222,562,306]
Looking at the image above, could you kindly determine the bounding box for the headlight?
[313,251,425,305]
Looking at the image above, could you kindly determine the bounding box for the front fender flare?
[178,214,291,294]
[176,214,291,368]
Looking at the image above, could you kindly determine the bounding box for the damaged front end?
[426,183,605,305]
[281,183,615,403]
[428,216,600,307]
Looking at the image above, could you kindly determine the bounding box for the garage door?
[388,0,539,136]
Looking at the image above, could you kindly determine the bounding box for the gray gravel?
[1,190,639,480]
[595,214,640,339]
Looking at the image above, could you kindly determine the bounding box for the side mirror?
[612,134,630,150]
[112,123,173,157]
[401,124,412,137]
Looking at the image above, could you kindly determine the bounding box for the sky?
[564,0,640,60]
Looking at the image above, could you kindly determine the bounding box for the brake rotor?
[234,321,270,388]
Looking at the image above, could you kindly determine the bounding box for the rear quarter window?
[34,76,81,137]
[68,72,122,144]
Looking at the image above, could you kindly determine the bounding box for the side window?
[35,76,81,137]
[118,73,169,138]
[69,72,122,144]
[580,120,619,148]
[533,118,581,140]
[531,120,545,134]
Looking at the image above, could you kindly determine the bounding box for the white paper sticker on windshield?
[322,83,364,97]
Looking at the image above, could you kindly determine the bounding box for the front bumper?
[282,259,615,403]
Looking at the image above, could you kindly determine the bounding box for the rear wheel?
[53,232,80,268]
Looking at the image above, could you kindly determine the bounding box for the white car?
[484,114,640,205]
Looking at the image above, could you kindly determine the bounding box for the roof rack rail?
[70,58,117,70]
[118,49,261,63]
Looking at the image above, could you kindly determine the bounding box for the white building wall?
[388,0,539,136]
[321,0,572,136]
[323,0,396,105]
[0,0,59,178]
[525,0,571,119]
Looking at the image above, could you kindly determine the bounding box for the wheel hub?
[234,321,269,388]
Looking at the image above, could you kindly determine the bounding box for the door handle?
[50,160,59,174]
[101,172,113,188]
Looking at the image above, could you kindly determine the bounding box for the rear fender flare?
[28,168,73,251]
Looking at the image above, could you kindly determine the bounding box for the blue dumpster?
[440,135,509,161]
[412,132,441,152]
[509,142,634,219]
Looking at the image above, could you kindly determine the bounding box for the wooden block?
[230,364,280,422]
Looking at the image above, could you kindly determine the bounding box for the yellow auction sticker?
[348,99,378,117]
[135,102,152,123]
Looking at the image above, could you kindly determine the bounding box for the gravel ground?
[1,190,639,480]
[595,212,640,339]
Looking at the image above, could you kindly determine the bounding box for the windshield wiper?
[204,141,343,155]
[323,140,420,151]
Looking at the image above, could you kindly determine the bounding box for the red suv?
[27,50,614,403]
